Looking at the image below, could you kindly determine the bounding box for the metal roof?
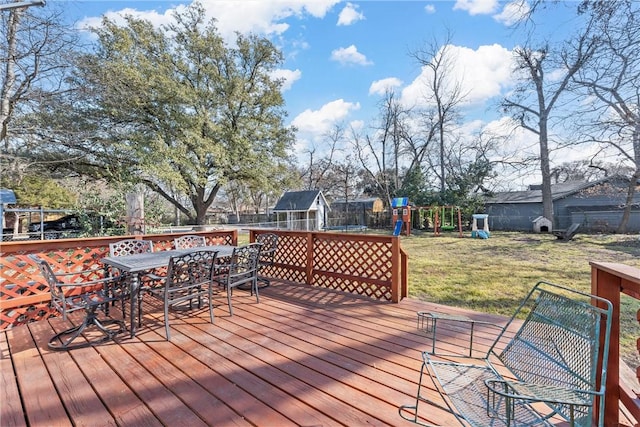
[484,176,623,204]
[272,190,328,212]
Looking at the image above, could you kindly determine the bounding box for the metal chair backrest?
[229,243,261,277]
[28,253,114,319]
[491,281,612,425]
[174,235,207,249]
[29,254,66,315]
[165,250,216,301]
[109,239,154,256]
[256,233,278,266]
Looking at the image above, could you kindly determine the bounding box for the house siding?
[486,203,543,231]
[485,178,640,233]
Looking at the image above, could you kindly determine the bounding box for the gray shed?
[484,175,640,232]
[272,190,330,231]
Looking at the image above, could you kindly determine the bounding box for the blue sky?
[52,0,595,188]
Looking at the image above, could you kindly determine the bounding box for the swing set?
[414,206,463,237]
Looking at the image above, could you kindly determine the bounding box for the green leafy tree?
[1,175,76,208]
[30,2,294,224]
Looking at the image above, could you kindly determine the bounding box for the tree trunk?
[1,9,21,146]
[125,189,144,234]
[617,169,640,233]
[539,117,554,222]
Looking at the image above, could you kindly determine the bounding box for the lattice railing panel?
[0,302,55,328]
[261,232,308,283]
[251,230,404,302]
[313,237,393,281]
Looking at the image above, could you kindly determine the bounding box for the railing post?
[306,232,314,285]
[391,237,400,302]
[590,261,640,427]
[591,264,621,427]
[401,248,408,299]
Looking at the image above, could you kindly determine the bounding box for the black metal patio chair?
[399,281,613,427]
[216,243,261,316]
[147,249,218,340]
[108,238,161,324]
[29,254,126,350]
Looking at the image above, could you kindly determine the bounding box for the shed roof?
[485,176,625,204]
[272,190,329,212]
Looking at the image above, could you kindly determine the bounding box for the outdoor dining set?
[29,232,279,350]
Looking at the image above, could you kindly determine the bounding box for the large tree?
[411,31,467,197]
[0,2,79,187]
[502,4,600,224]
[351,89,425,207]
[31,2,294,224]
[571,0,640,232]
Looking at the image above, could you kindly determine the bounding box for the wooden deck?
[0,281,559,426]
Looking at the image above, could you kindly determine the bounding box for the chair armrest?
[53,275,121,291]
[53,267,104,278]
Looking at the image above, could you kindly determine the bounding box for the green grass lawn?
[400,230,640,366]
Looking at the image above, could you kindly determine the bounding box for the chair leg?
[227,289,234,316]
[253,278,260,303]
[164,300,171,340]
[257,276,270,290]
[208,287,214,324]
[398,361,439,426]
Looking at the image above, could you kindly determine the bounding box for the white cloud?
[78,6,183,32]
[337,2,365,26]
[290,99,360,157]
[453,0,499,15]
[401,43,515,109]
[349,120,365,132]
[270,68,302,92]
[369,77,403,95]
[330,45,373,66]
[424,4,436,14]
[291,99,360,135]
[78,0,341,41]
[493,0,530,26]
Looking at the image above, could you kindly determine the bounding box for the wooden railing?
[250,230,408,302]
[591,261,640,427]
[0,229,408,329]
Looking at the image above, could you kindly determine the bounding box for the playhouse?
[471,214,490,238]
[391,197,410,236]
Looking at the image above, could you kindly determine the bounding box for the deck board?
[43,319,118,426]
[0,331,26,427]
[8,319,71,427]
[1,281,524,426]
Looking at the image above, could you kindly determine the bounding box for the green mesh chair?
[399,281,613,427]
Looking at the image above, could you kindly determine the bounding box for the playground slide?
[393,220,403,236]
